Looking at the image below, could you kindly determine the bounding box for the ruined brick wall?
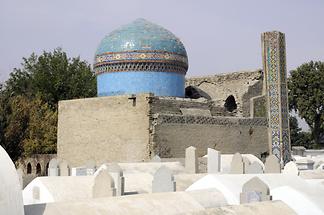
[186,69,264,117]
[57,94,152,167]
[16,154,56,188]
[150,114,268,159]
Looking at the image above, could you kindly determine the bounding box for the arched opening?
[27,163,32,174]
[185,86,211,100]
[45,162,49,176]
[36,163,41,175]
[224,95,237,112]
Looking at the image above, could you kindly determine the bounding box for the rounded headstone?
[0,146,24,215]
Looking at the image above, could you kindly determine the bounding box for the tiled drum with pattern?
[94,18,188,97]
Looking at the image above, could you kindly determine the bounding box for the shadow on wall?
[185,86,211,100]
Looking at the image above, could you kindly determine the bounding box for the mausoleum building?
[57,19,291,167]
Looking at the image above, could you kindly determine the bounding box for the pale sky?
[1,0,324,82]
[0,0,323,129]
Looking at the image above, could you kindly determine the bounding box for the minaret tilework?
[261,31,291,164]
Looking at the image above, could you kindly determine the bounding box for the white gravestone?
[86,160,96,175]
[185,146,198,174]
[230,153,244,174]
[59,160,70,176]
[152,166,176,193]
[246,161,264,174]
[92,168,116,198]
[48,158,59,176]
[264,155,281,173]
[283,161,299,175]
[151,155,162,162]
[107,163,125,196]
[240,177,271,204]
[0,146,24,215]
[207,148,221,173]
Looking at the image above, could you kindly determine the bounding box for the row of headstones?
[47,158,97,176]
[47,158,176,195]
[184,146,299,175]
[93,164,176,196]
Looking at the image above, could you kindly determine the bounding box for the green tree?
[288,61,324,147]
[289,116,312,148]
[4,48,96,107]
[0,48,96,161]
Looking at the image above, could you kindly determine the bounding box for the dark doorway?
[27,163,32,174]
[224,95,237,112]
[36,163,41,175]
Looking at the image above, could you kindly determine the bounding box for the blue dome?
[93,18,188,98]
[95,18,187,56]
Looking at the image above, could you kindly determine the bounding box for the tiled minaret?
[261,31,291,164]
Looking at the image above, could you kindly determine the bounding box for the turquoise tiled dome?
[94,18,188,98]
[95,18,187,56]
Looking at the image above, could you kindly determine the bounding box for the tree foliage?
[0,48,96,161]
[289,116,312,148]
[288,61,324,147]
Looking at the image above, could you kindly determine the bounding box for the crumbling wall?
[185,69,264,117]
[150,114,268,158]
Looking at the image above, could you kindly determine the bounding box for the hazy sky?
[1,0,324,83]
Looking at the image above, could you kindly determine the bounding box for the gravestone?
[151,155,161,162]
[48,158,59,176]
[86,160,96,175]
[107,163,125,196]
[240,177,271,203]
[32,186,40,200]
[246,161,264,174]
[295,159,314,170]
[207,148,221,173]
[230,153,244,174]
[282,161,299,175]
[92,168,116,198]
[0,145,24,215]
[59,160,70,176]
[264,155,281,173]
[243,157,251,170]
[185,146,198,173]
[152,166,176,193]
[71,167,87,176]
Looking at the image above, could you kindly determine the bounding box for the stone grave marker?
[107,163,125,196]
[152,166,176,193]
[240,177,271,204]
[230,153,244,174]
[32,186,40,200]
[151,155,161,162]
[264,155,281,173]
[71,167,87,176]
[246,161,264,174]
[283,161,299,175]
[92,168,116,198]
[48,158,59,176]
[59,160,70,176]
[185,146,198,174]
[86,160,96,175]
[207,148,221,173]
[0,145,24,215]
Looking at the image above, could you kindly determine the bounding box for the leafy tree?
[288,61,324,147]
[4,48,96,108]
[289,116,312,148]
[0,48,96,161]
